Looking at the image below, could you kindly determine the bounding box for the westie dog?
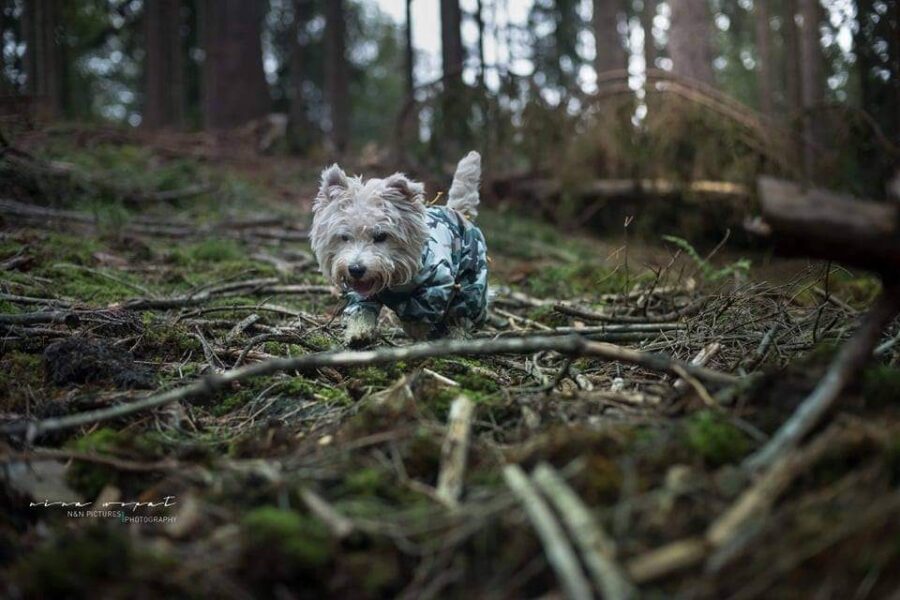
[310,151,488,345]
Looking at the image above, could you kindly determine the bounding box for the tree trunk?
[783,0,801,119]
[440,0,464,84]
[324,0,349,153]
[200,0,269,130]
[475,0,486,86]
[754,0,773,116]
[288,0,313,153]
[405,0,415,99]
[641,0,657,70]
[798,0,825,180]
[593,0,626,75]
[23,0,63,119]
[668,0,715,85]
[144,0,184,129]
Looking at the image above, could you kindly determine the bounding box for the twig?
[625,537,707,584]
[1,334,739,438]
[743,285,900,471]
[299,487,354,539]
[503,464,594,600]
[436,395,475,508]
[673,342,722,393]
[4,448,178,472]
[555,298,705,324]
[532,463,637,600]
[224,313,260,344]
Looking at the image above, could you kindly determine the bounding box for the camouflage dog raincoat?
[343,206,488,339]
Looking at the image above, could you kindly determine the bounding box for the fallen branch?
[755,177,900,275]
[436,395,475,507]
[503,464,594,600]
[555,298,705,324]
[1,334,739,438]
[532,463,637,600]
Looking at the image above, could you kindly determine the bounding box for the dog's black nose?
[348,264,367,279]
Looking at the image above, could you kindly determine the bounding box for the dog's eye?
[340,234,351,242]
[373,232,388,243]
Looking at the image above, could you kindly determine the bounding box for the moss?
[65,428,123,498]
[0,351,43,411]
[213,391,254,416]
[683,410,751,467]
[341,467,386,496]
[278,377,351,404]
[42,264,144,304]
[138,323,201,359]
[349,363,408,389]
[177,238,242,263]
[302,333,335,351]
[13,526,130,598]
[241,507,332,571]
[0,299,21,314]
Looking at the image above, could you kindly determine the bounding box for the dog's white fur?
[310,152,482,344]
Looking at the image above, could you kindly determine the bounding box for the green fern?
[663,235,750,282]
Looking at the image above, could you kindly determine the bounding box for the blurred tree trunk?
[23,0,63,119]
[144,0,184,129]
[475,0,485,87]
[405,0,414,99]
[798,0,825,179]
[440,0,464,84]
[200,0,269,130]
[668,0,715,85]
[288,0,313,153]
[754,0,773,116]
[641,0,657,70]
[324,0,349,153]
[783,0,801,119]
[593,0,626,76]
[440,0,466,154]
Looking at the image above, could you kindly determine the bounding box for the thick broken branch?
[756,177,900,275]
[1,334,740,438]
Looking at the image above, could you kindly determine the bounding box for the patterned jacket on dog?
[343,206,488,338]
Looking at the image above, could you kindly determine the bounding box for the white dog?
[309,151,488,345]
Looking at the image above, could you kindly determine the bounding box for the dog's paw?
[344,332,376,349]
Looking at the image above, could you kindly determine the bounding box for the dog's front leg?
[343,309,379,347]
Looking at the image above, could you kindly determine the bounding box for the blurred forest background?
[1,0,897,205]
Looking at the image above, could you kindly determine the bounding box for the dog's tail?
[447,151,481,219]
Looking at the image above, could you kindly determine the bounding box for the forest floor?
[2,128,900,599]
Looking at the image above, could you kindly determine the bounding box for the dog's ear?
[383,173,424,204]
[315,164,349,209]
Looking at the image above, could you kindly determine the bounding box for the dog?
[309,151,488,345]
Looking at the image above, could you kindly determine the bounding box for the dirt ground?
[1,130,899,599]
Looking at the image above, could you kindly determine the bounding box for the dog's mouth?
[348,279,376,297]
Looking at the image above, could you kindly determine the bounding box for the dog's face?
[310,164,428,297]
